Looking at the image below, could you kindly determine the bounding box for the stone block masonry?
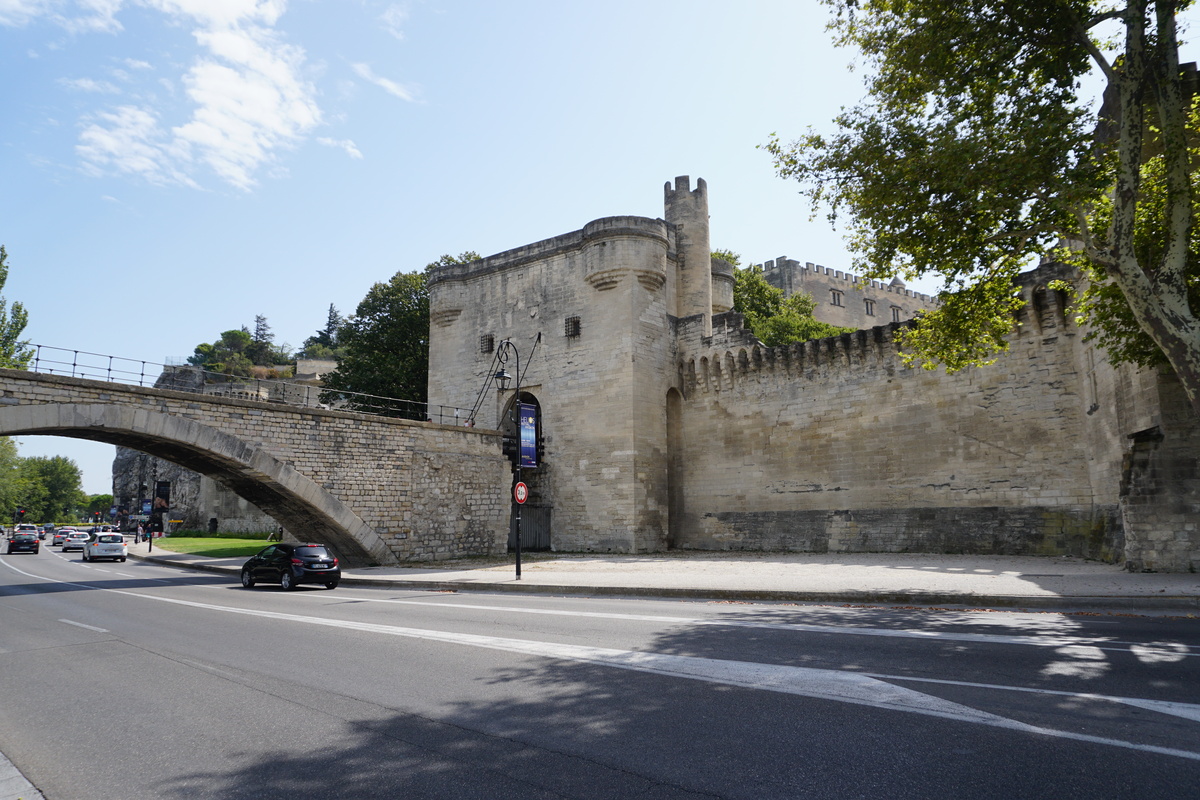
[427,176,1200,570]
[0,369,513,565]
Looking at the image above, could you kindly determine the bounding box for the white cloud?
[60,76,120,92]
[0,0,52,27]
[317,136,362,159]
[76,104,196,187]
[169,25,320,189]
[351,61,414,101]
[62,0,123,33]
[66,1,322,190]
[380,3,407,40]
[143,0,285,28]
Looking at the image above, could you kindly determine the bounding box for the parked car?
[240,543,341,590]
[60,531,91,552]
[82,533,127,562]
[6,532,40,554]
[52,527,77,546]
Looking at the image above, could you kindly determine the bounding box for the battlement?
[760,256,936,303]
[678,257,1078,396]
[678,319,911,398]
[426,216,673,289]
[664,175,708,209]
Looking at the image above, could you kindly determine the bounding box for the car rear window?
[98,535,123,543]
[294,546,332,559]
[14,534,36,541]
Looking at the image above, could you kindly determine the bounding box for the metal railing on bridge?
[26,344,474,426]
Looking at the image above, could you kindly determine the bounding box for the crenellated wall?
[669,274,1125,558]
[426,176,1199,570]
[761,256,939,330]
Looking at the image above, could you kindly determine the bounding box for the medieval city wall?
[761,256,939,330]
[670,275,1127,560]
[428,214,684,553]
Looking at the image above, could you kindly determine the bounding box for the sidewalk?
[127,540,1200,615]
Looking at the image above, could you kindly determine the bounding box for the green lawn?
[154,537,270,558]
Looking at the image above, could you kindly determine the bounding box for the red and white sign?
[514,482,529,505]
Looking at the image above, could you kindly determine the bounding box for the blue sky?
[0,1,1167,495]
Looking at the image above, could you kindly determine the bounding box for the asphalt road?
[1,546,1199,799]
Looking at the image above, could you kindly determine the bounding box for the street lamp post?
[494,340,522,580]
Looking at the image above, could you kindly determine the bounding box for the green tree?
[245,314,275,366]
[188,323,290,375]
[323,252,479,415]
[763,0,1200,415]
[721,249,853,346]
[16,455,84,521]
[300,304,345,359]
[85,493,114,521]
[0,437,22,518]
[0,246,33,368]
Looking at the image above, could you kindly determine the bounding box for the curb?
[128,552,1200,615]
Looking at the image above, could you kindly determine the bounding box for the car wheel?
[280,571,296,591]
[119,557,125,562]
[240,569,255,589]
[82,552,89,562]
[323,580,339,590]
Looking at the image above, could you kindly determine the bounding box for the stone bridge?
[0,369,512,566]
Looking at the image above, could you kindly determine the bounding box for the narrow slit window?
[565,316,581,338]
[480,334,495,354]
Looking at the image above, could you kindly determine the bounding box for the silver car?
[82,533,127,562]
[61,531,91,552]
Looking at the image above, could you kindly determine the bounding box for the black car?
[240,543,341,590]
[6,532,40,554]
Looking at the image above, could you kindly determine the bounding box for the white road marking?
[106,588,1200,762]
[868,673,1200,724]
[323,595,1200,658]
[4,557,1199,761]
[58,619,108,633]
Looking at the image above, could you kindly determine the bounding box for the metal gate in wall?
[509,504,551,551]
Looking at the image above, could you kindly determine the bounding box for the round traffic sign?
[514,482,529,504]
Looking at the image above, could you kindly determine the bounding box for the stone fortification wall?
[429,210,686,553]
[761,256,938,330]
[0,370,511,563]
[671,266,1126,560]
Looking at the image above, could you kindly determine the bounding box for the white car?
[82,533,127,562]
[60,531,91,552]
[52,527,77,546]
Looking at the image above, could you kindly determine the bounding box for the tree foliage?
[323,252,480,414]
[14,455,85,522]
[721,249,854,346]
[187,318,291,376]
[0,246,33,369]
[764,0,1200,414]
[300,304,345,360]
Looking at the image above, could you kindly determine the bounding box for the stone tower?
[664,176,713,336]
[426,181,705,552]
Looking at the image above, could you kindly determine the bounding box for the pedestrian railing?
[25,344,472,425]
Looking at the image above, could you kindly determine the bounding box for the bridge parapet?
[28,344,470,425]
[0,368,512,565]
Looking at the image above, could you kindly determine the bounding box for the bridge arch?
[0,402,390,566]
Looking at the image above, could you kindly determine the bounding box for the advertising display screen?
[519,403,538,469]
